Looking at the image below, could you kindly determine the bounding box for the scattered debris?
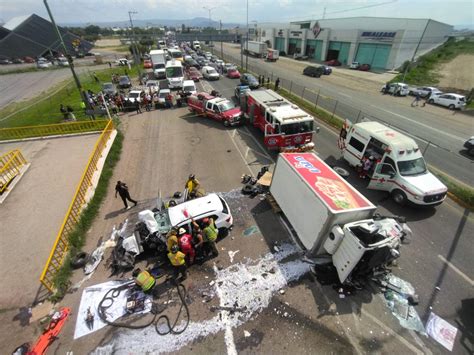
[243,225,260,237]
[279,289,285,295]
[228,250,240,263]
[209,281,215,287]
[426,312,458,351]
[244,330,251,337]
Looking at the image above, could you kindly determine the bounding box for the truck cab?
[342,121,447,206]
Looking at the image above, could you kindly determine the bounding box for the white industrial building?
[260,17,453,70]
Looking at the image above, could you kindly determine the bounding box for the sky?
[0,0,472,27]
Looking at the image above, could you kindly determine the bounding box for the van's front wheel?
[392,189,407,205]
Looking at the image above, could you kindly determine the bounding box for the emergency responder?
[178,228,195,265]
[185,174,200,199]
[168,245,187,280]
[202,217,219,258]
[167,229,179,252]
[132,268,156,292]
[191,218,205,261]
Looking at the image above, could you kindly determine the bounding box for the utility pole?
[246,0,249,71]
[43,0,89,110]
[220,20,223,59]
[402,20,430,83]
[128,11,141,76]
[203,6,216,54]
[322,7,327,19]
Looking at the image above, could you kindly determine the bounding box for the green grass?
[432,170,474,210]
[51,126,124,301]
[393,38,474,85]
[0,66,139,129]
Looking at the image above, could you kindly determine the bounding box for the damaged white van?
[340,121,447,206]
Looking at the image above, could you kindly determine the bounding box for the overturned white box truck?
[270,152,411,284]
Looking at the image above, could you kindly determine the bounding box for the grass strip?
[432,170,474,210]
[51,126,123,301]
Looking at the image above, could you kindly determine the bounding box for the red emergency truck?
[239,89,315,151]
[188,92,242,127]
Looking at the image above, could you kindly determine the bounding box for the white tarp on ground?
[426,312,458,351]
[74,280,151,339]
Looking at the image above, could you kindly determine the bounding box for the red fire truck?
[188,92,242,127]
[240,89,315,151]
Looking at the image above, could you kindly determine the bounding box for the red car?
[187,68,202,82]
[325,59,341,66]
[23,56,35,63]
[143,59,152,69]
[227,68,241,79]
[358,63,371,71]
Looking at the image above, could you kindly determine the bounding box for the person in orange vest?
[132,268,156,292]
[168,245,187,280]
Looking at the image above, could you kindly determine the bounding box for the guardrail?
[39,120,115,292]
[0,120,109,141]
[0,149,27,194]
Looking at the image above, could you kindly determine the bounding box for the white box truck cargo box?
[245,41,267,56]
[270,152,376,254]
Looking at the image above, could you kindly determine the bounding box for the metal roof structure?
[0,14,93,59]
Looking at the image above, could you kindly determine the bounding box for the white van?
[165,60,184,89]
[193,41,201,50]
[341,121,447,206]
[201,66,220,80]
[182,80,197,95]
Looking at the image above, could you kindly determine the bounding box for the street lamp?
[203,6,216,53]
[128,10,141,74]
[246,0,249,71]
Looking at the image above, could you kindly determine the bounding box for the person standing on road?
[135,99,142,114]
[411,92,421,107]
[202,217,219,258]
[168,245,187,280]
[274,77,280,91]
[115,181,138,210]
[422,92,431,107]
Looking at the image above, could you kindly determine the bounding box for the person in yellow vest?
[185,174,200,199]
[202,217,219,258]
[168,245,187,280]
[132,268,156,292]
[167,229,179,252]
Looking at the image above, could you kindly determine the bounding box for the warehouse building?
[261,17,453,70]
[0,14,92,59]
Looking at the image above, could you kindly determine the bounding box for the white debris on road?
[228,250,240,263]
[92,243,307,355]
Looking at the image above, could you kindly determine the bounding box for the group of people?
[165,216,219,280]
[59,104,76,121]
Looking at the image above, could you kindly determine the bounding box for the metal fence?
[0,149,28,194]
[217,50,473,187]
[0,119,110,141]
[39,119,115,292]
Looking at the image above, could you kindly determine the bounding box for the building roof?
[0,14,93,59]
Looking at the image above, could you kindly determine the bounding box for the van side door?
[343,134,366,167]
[368,155,397,192]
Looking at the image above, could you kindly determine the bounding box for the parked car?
[381,82,409,96]
[222,63,235,74]
[23,56,35,63]
[187,67,203,82]
[202,66,220,80]
[358,64,371,71]
[116,58,130,66]
[185,59,200,69]
[57,57,69,66]
[409,86,442,98]
[157,88,171,107]
[325,59,341,66]
[240,73,259,89]
[143,59,153,69]
[227,68,241,79]
[349,61,360,69]
[102,82,117,96]
[0,58,12,64]
[146,80,159,94]
[12,58,24,64]
[126,89,143,104]
[182,80,197,96]
[36,60,52,69]
[303,66,323,78]
[118,75,132,89]
[429,93,466,110]
[463,136,474,156]
[320,65,332,75]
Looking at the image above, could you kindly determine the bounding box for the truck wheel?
[392,190,407,205]
[224,120,230,127]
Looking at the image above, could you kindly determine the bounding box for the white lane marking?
[226,129,255,176]
[242,126,275,163]
[438,255,474,286]
[339,92,352,99]
[409,329,433,355]
[375,107,465,143]
[361,308,424,354]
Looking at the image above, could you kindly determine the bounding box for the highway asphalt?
[205,74,474,354]
[218,44,474,186]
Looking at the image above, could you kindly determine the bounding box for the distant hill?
[61,17,242,29]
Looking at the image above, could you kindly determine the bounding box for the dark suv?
[303,66,324,78]
[240,74,259,89]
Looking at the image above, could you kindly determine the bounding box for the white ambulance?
[341,121,447,206]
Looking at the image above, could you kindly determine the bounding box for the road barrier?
[0,149,27,194]
[0,120,109,141]
[39,119,115,292]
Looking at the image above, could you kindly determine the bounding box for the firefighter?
[132,268,156,292]
[185,174,200,199]
[202,217,219,258]
[166,229,179,252]
[168,245,187,280]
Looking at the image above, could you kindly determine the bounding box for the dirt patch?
[437,54,474,90]
[94,39,123,47]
